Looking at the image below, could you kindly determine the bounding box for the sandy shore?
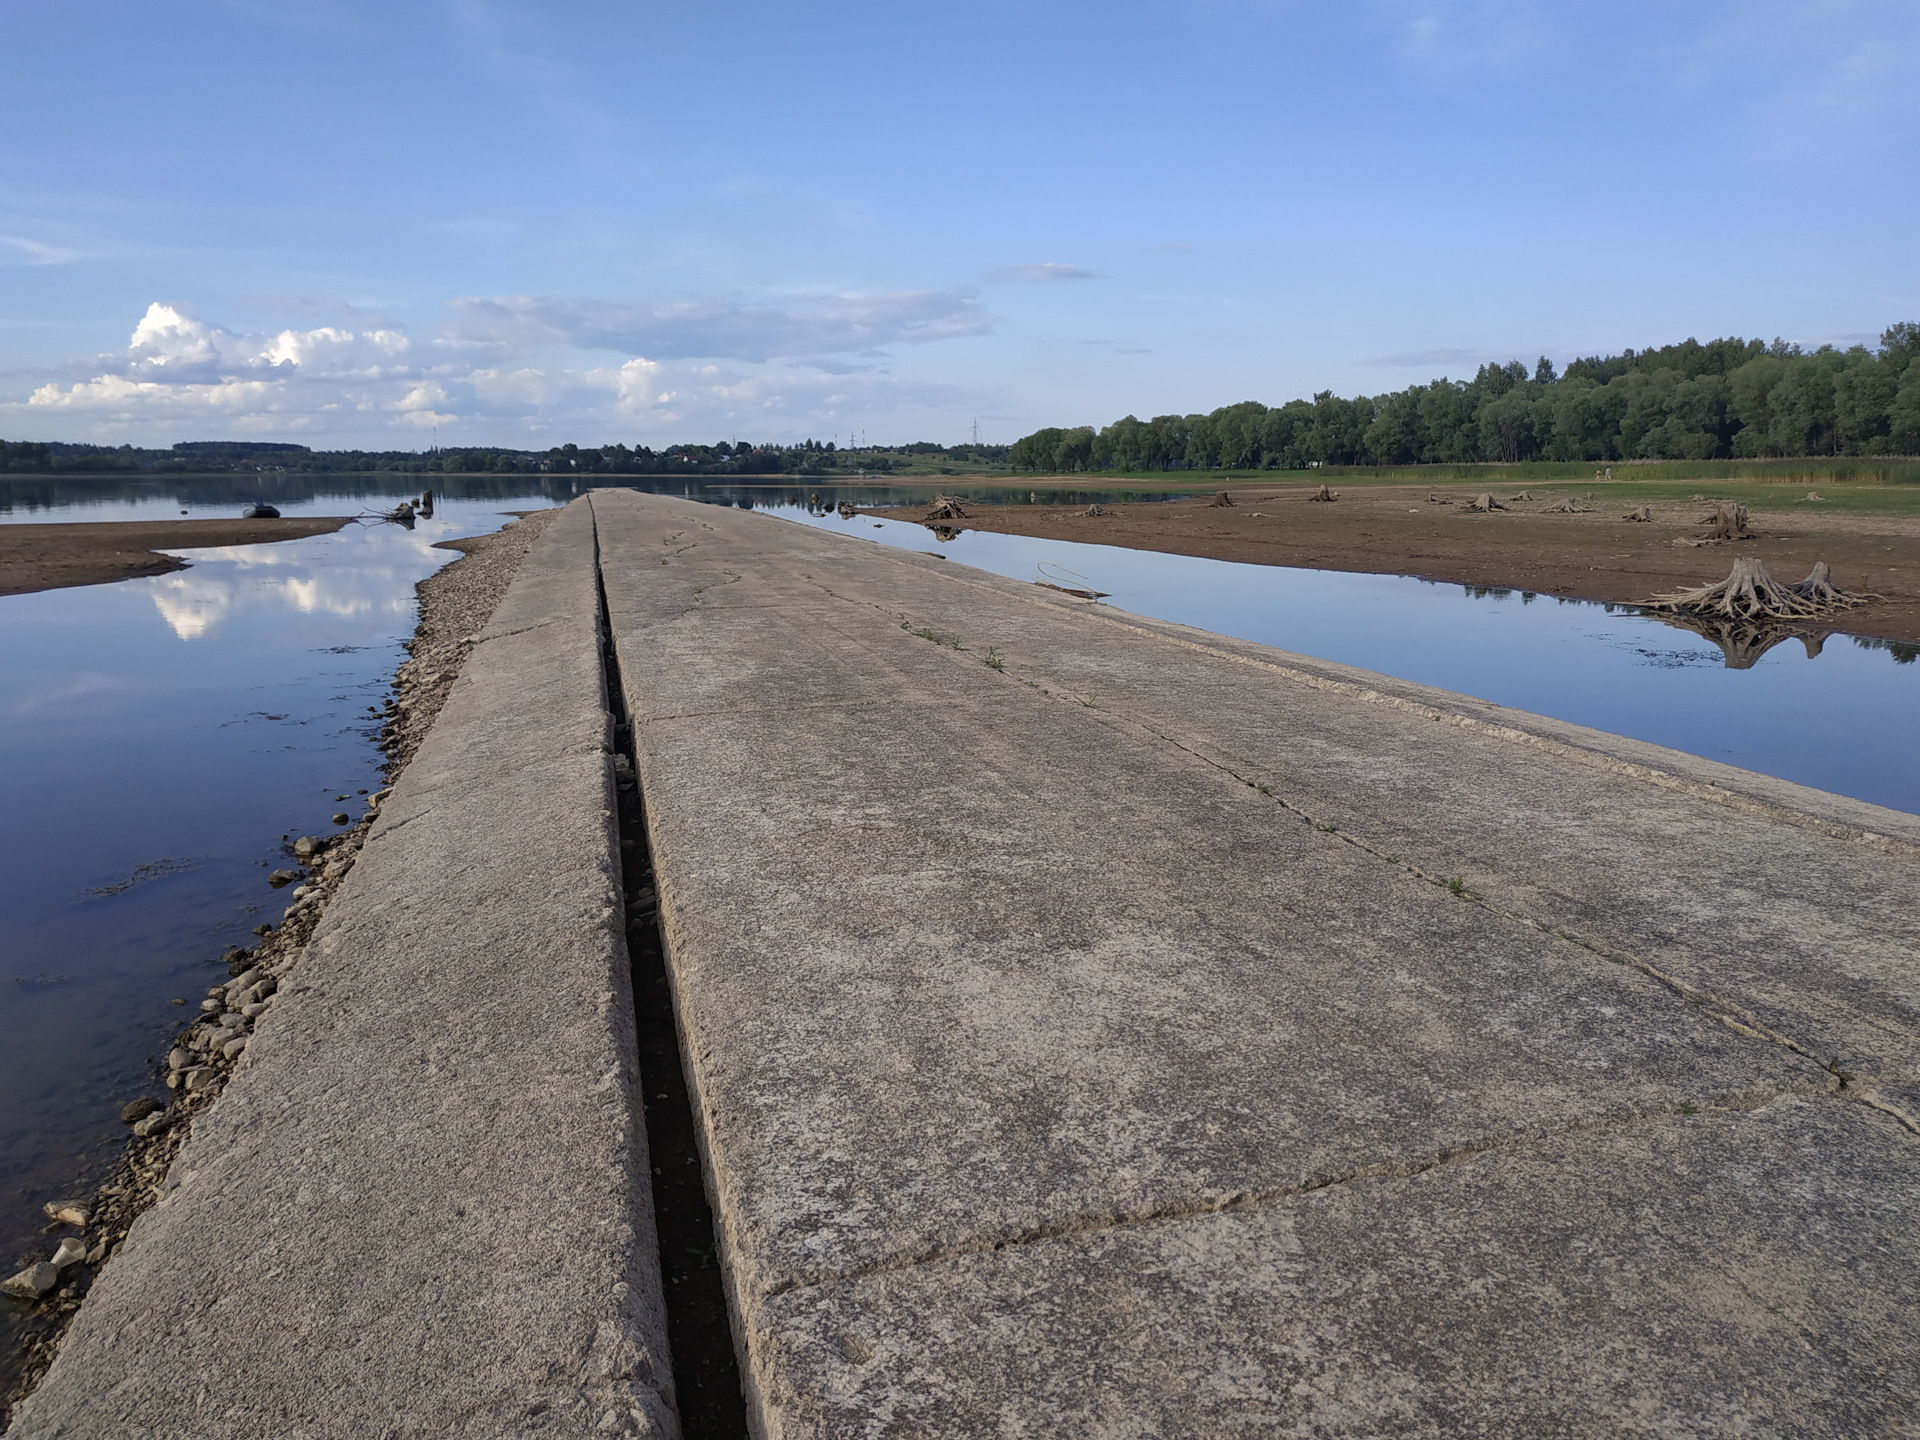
[872,481,1920,645]
[0,518,353,597]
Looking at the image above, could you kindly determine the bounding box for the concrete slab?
[592,490,1919,1438]
[9,500,678,1439]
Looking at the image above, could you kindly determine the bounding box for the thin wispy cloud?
[1365,347,1504,369]
[984,263,1100,283]
[452,289,992,362]
[0,235,82,266]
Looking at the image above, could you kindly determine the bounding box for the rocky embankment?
[1,508,559,1425]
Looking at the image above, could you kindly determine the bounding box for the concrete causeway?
[594,491,1919,1437]
[13,490,1919,1437]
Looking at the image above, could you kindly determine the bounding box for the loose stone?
[241,1001,268,1019]
[221,1037,248,1060]
[42,1200,88,1228]
[168,1048,192,1071]
[185,1067,217,1093]
[2,1262,59,1300]
[133,1110,174,1138]
[331,812,350,825]
[120,1097,161,1126]
[267,869,301,887]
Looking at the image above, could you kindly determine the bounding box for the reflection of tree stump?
[1208,490,1234,507]
[1545,497,1590,513]
[1652,612,1832,670]
[1623,505,1652,522]
[837,501,856,518]
[1647,557,1874,621]
[1463,493,1506,512]
[1307,485,1338,502]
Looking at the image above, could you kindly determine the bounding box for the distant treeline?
[1010,325,1920,472]
[0,437,1011,477]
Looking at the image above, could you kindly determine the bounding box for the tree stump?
[925,495,970,520]
[1647,557,1872,621]
[1623,505,1652,522]
[1545,497,1590,513]
[1307,484,1338,502]
[1697,502,1750,540]
[1789,561,1875,609]
[1463,493,1506,512]
[1208,490,1234,507]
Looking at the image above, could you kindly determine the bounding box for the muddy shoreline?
[871,482,1920,646]
[0,518,356,597]
[0,510,558,1426]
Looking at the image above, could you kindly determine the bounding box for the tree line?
[0,437,1011,477]
[1009,325,1920,472]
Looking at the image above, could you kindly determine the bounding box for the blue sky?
[3,0,1916,450]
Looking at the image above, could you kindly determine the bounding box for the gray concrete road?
[594,490,1918,1439]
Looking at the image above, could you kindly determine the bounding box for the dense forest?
[1010,325,1920,472]
[0,437,1010,476]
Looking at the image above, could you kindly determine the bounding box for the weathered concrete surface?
[9,499,677,1439]
[593,489,1920,1438]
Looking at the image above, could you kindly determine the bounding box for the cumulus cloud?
[452,288,990,362]
[984,263,1100,283]
[10,297,998,445]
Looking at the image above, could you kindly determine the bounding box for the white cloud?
[7,297,1001,445]
[0,234,82,266]
[985,263,1101,283]
[452,288,991,362]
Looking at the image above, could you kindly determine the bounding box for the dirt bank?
[874,482,1920,645]
[0,518,353,597]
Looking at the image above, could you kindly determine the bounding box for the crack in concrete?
[472,617,561,646]
[764,1084,1839,1299]
[796,577,1903,1133]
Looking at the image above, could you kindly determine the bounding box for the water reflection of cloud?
[147,527,441,639]
[6,672,127,718]
[150,572,234,639]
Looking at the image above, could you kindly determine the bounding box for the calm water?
[1,473,1914,1361]
[0,480,569,1356]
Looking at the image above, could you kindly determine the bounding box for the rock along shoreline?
[0,509,560,1427]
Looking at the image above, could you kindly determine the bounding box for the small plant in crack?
[1315,821,1336,832]
[1678,1103,1699,1116]
[983,647,1005,671]
[1447,875,1469,897]
[1078,694,1097,708]
[1257,784,1274,797]
[1826,1058,1855,1086]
